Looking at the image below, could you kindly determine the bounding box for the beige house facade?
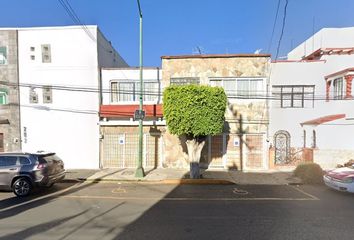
[161,54,271,171]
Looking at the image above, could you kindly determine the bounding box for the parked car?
[0,152,65,197]
[323,164,354,193]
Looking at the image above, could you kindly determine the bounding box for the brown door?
[0,133,4,152]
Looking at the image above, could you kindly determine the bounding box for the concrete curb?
[61,178,235,185]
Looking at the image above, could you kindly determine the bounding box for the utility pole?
[135,0,145,178]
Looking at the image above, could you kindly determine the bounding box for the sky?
[1,0,354,67]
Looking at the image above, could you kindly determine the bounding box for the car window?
[19,157,31,165]
[0,157,6,166]
[0,156,17,167]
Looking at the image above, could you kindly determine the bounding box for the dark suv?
[0,152,65,197]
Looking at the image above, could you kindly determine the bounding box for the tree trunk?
[185,136,206,179]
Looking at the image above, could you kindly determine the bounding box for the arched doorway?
[274,130,290,164]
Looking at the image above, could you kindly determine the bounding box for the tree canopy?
[163,85,227,137]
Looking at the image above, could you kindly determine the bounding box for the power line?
[58,0,96,41]
[0,80,350,101]
[57,0,116,55]
[267,0,281,53]
[275,0,289,60]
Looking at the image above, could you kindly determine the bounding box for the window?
[29,88,38,104]
[272,85,315,108]
[0,156,17,167]
[303,130,306,148]
[19,157,31,165]
[0,89,8,105]
[43,86,53,103]
[30,55,35,60]
[312,130,317,148]
[111,81,159,102]
[30,46,35,51]
[170,77,200,85]
[333,77,344,99]
[0,46,7,65]
[210,78,264,97]
[41,44,51,63]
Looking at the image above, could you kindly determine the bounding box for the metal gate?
[101,133,163,168]
[274,130,290,164]
[245,134,265,169]
[202,133,264,170]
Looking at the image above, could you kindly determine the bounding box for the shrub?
[293,163,324,184]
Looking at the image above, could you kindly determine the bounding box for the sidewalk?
[63,168,302,185]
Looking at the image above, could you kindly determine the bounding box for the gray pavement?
[1,181,353,240]
[63,168,302,185]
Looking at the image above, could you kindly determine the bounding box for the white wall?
[270,61,326,147]
[288,27,354,60]
[270,27,354,153]
[97,28,128,68]
[101,68,162,105]
[18,26,125,169]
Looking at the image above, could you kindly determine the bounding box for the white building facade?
[1,25,128,169]
[270,27,354,169]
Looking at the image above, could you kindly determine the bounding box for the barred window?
[210,78,264,97]
[272,85,315,108]
[111,81,159,102]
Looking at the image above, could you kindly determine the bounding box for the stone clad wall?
[0,30,21,152]
[162,57,269,86]
[160,56,271,169]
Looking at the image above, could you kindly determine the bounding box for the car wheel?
[13,178,32,197]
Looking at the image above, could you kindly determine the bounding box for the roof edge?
[161,53,271,59]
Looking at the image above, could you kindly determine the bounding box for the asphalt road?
[0,181,353,240]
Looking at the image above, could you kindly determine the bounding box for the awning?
[300,114,345,126]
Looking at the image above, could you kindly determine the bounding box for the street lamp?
[135,0,145,178]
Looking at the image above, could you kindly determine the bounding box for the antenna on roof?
[193,46,204,55]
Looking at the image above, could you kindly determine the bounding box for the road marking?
[111,187,127,194]
[288,185,320,200]
[233,188,249,195]
[0,182,82,213]
[62,195,318,201]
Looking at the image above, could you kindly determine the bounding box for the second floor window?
[333,77,344,100]
[111,81,159,103]
[0,47,7,65]
[272,85,315,108]
[0,89,8,105]
[210,78,264,97]
[41,44,51,63]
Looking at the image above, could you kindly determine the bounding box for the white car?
[323,164,354,193]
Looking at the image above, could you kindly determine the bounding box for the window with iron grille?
[210,78,264,97]
[110,81,159,103]
[43,86,53,104]
[272,85,315,108]
[170,77,200,85]
[0,46,7,65]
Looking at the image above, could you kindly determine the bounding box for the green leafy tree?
[163,85,227,178]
